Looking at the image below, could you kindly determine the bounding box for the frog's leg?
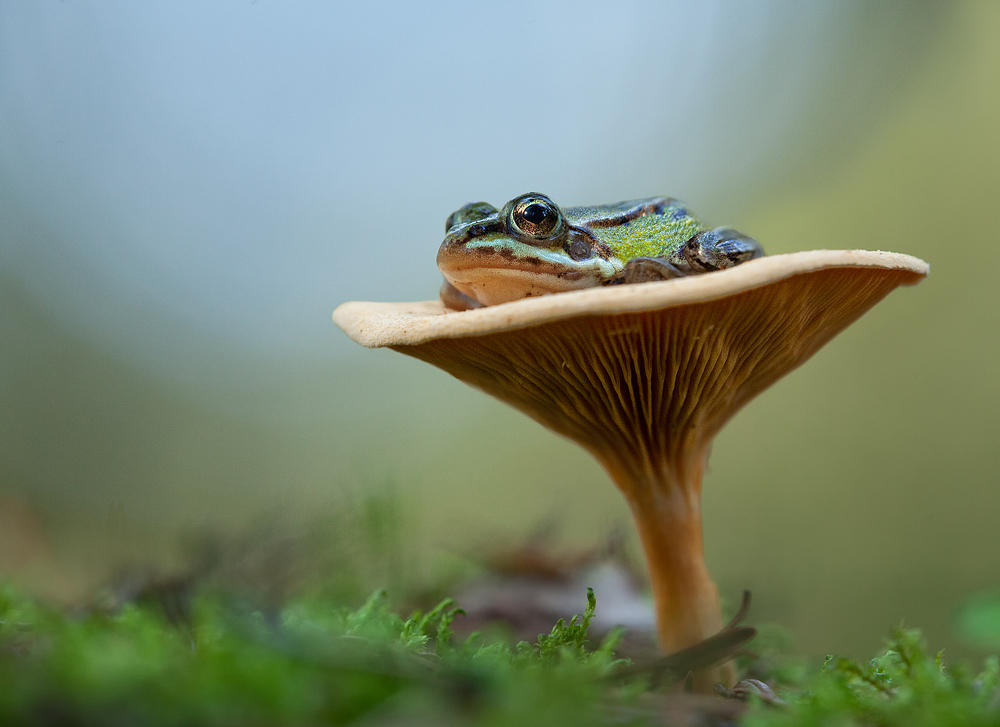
[613,257,686,284]
[439,280,483,311]
[683,227,763,272]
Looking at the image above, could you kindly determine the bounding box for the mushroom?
[333,249,928,689]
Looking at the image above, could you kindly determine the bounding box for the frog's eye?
[508,193,566,241]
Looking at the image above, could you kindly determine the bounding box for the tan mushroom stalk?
[334,250,928,689]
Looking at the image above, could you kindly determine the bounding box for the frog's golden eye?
[508,193,566,241]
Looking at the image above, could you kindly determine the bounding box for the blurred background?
[2,1,998,658]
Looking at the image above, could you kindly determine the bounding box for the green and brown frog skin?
[437,192,763,310]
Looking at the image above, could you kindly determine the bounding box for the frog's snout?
[436,228,481,277]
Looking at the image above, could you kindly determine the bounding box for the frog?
[437,192,763,310]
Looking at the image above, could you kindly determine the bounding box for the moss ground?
[3,582,999,727]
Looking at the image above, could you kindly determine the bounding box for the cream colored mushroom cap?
[333,250,928,348]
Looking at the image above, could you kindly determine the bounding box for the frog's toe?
[616,257,685,284]
[684,227,763,272]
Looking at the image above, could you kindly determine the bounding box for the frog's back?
[564,197,706,263]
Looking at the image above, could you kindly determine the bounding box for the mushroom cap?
[334,249,927,485]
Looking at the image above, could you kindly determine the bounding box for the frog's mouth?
[437,244,616,306]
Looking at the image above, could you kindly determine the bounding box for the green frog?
[437,192,763,310]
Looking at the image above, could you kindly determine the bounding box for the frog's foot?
[440,280,483,311]
[613,256,686,285]
[684,227,763,272]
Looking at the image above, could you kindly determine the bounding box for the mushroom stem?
[603,452,733,689]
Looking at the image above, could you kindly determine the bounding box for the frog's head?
[437,193,618,307]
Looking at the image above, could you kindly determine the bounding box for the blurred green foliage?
[4,584,1000,726]
[745,628,1000,727]
[956,592,1000,652]
[0,586,635,727]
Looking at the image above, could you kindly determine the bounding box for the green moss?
[3,583,1000,726]
[0,585,638,726]
[744,627,1000,727]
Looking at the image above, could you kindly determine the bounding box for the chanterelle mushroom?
[334,249,928,689]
